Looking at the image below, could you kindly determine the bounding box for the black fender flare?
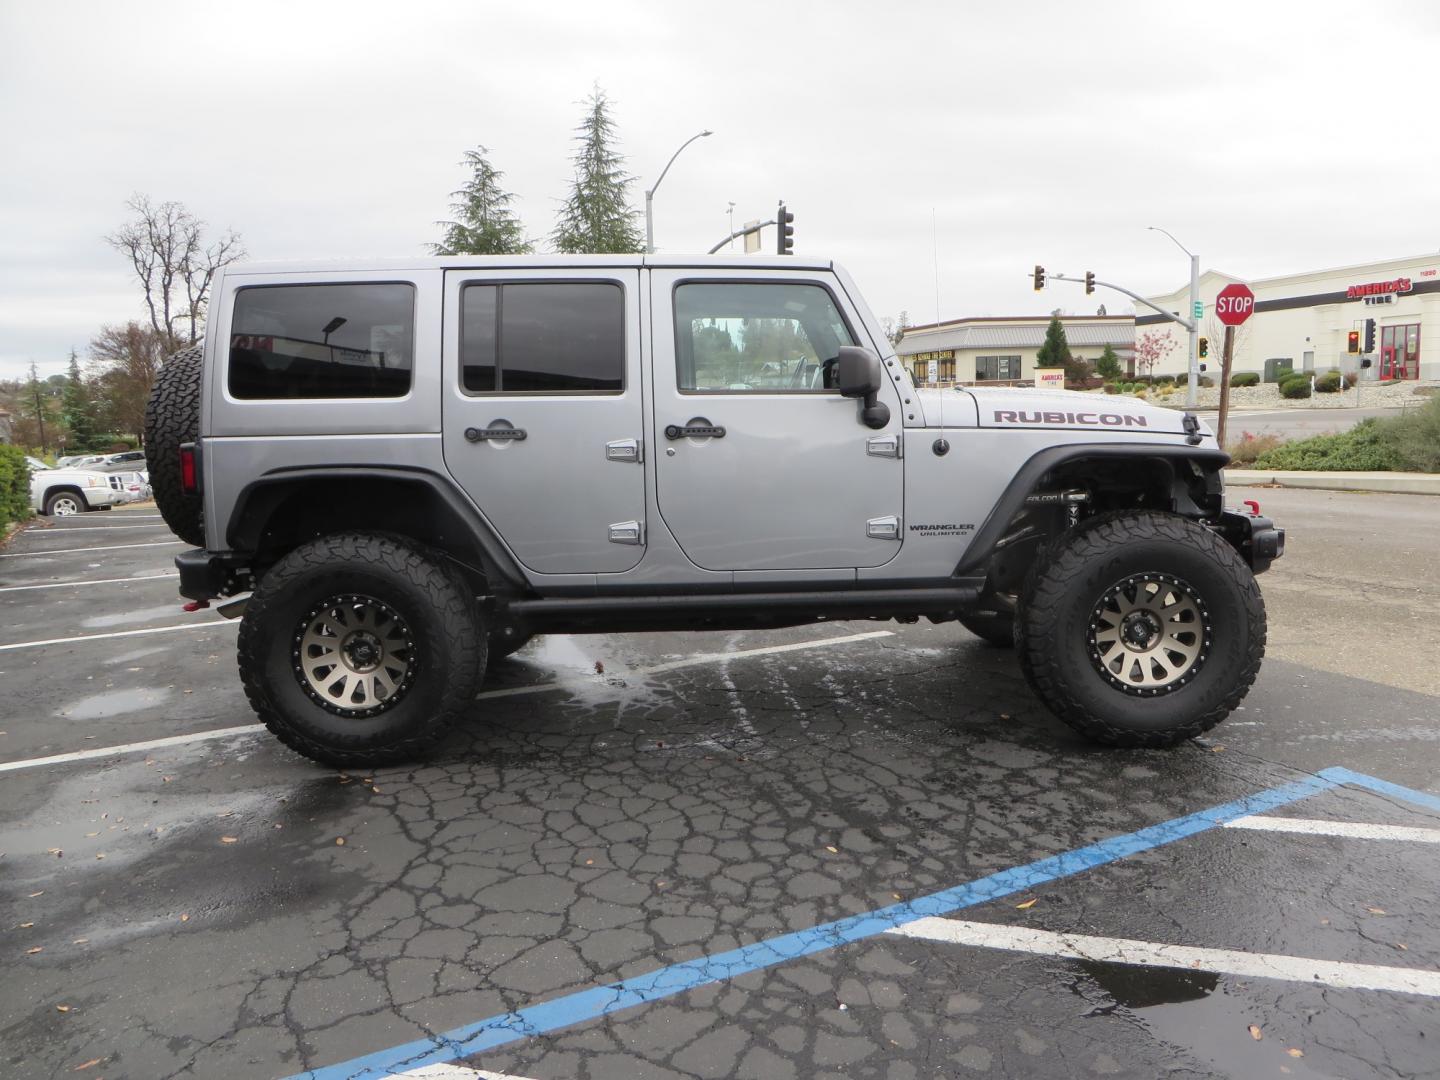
[226,465,530,593]
[954,443,1230,575]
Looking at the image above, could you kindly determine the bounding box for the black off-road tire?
[143,344,205,546]
[488,625,536,661]
[1017,510,1266,748]
[958,610,1015,648]
[238,533,485,767]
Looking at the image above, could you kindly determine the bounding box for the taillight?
[179,444,198,495]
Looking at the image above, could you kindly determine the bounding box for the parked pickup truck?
[26,456,127,515]
[144,254,1283,766]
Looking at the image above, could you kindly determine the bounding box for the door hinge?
[608,520,645,546]
[866,515,901,540]
[606,438,643,463]
[866,433,902,459]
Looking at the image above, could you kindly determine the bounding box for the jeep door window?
[461,282,624,393]
[673,282,855,392]
[228,283,414,399]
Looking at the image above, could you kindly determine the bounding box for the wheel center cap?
[342,631,382,672]
[1121,611,1162,650]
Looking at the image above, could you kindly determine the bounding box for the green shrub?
[1379,395,1440,472]
[1198,375,1214,388]
[1103,382,1120,394]
[1253,418,1404,471]
[1226,431,1286,466]
[1230,372,1260,388]
[1315,370,1343,394]
[1154,375,1175,385]
[0,445,32,527]
[1279,377,1311,399]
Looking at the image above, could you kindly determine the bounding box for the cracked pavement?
[2,494,1439,1080]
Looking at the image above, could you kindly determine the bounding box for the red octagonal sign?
[1215,282,1255,326]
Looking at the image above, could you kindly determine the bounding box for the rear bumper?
[175,549,252,601]
[1218,510,1285,575]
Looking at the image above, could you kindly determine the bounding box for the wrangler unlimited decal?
[993,410,1148,427]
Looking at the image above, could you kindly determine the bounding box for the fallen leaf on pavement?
[825,845,839,853]
[1248,1025,1263,1040]
[594,660,604,674]
[72,938,88,944]
[47,848,62,857]
[72,1059,103,1071]
[1015,898,1038,910]
[179,913,189,922]
[1287,1048,1304,1058]
[20,922,33,928]
[335,837,345,845]
[220,837,238,844]
[28,891,43,898]
[1366,907,1387,915]
[27,947,43,954]
[1211,745,1225,753]
[56,1004,70,1012]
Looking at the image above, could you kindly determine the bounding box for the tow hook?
[182,599,209,612]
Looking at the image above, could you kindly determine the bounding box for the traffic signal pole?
[1048,272,1197,338]
[1185,253,1200,407]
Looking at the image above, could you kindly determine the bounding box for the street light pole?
[644,129,713,254]
[1148,226,1201,408]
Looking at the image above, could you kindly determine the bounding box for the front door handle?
[665,418,726,440]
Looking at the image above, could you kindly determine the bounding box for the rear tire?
[238,533,485,767]
[958,610,1014,648]
[1017,511,1265,748]
[144,344,205,546]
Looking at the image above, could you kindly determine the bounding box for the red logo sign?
[1215,283,1255,327]
[1346,277,1412,299]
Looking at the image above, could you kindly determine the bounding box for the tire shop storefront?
[1136,252,1440,382]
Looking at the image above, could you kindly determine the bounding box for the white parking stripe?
[474,629,894,701]
[0,539,185,558]
[0,725,264,774]
[392,1066,538,1079]
[0,573,179,594]
[25,524,172,533]
[1225,815,1440,843]
[887,918,1440,997]
[0,619,237,653]
[0,629,896,772]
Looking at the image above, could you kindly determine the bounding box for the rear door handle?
[465,422,527,443]
[665,420,726,440]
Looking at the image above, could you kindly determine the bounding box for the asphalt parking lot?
[3,500,1440,1080]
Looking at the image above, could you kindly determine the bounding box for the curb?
[1226,470,1440,496]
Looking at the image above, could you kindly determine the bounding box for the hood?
[961,386,1202,436]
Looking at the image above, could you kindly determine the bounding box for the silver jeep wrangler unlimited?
[145,255,1283,766]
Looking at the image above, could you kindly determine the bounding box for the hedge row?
[0,445,32,527]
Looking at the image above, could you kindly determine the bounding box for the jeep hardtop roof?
[223,254,839,275]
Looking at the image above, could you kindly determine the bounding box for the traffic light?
[1363,318,1376,353]
[1084,271,1095,295]
[776,202,794,255]
[1198,337,1209,359]
[1033,265,1045,291]
[1347,330,1360,354]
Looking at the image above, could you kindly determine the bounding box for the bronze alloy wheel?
[293,594,417,717]
[1086,572,1211,696]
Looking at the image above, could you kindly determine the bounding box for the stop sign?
[1215,283,1255,326]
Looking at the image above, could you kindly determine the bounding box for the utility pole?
[1148,227,1202,408]
[1215,324,1236,448]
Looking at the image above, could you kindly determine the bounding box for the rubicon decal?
[992,410,1148,427]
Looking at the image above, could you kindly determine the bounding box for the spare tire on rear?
[144,344,205,547]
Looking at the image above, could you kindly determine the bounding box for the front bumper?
[1218,510,1285,574]
[175,549,252,601]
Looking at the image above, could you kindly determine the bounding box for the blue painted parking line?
[285,767,1439,1080]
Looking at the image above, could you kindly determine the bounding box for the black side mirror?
[836,346,891,430]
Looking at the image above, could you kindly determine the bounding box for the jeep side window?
[673,282,856,393]
[461,282,624,394]
[228,283,414,400]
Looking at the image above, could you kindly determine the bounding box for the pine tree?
[552,88,644,254]
[61,349,98,451]
[1095,343,1123,380]
[25,361,48,453]
[1035,316,1071,370]
[431,147,532,256]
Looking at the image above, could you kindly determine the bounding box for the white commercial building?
[895,315,1134,386]
[1137,252,1438,383]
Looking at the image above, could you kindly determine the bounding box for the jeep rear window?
[673,282,856,393]
[461,282,624,394]
[228,283,414,400]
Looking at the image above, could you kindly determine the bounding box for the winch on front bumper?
[1216,508,1285,574]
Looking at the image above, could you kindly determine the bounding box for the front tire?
[1017,511,1265,748]
[44,490,87,516]
[238,533,485,767]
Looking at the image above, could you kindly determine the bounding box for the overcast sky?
[2,0,1438,380]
